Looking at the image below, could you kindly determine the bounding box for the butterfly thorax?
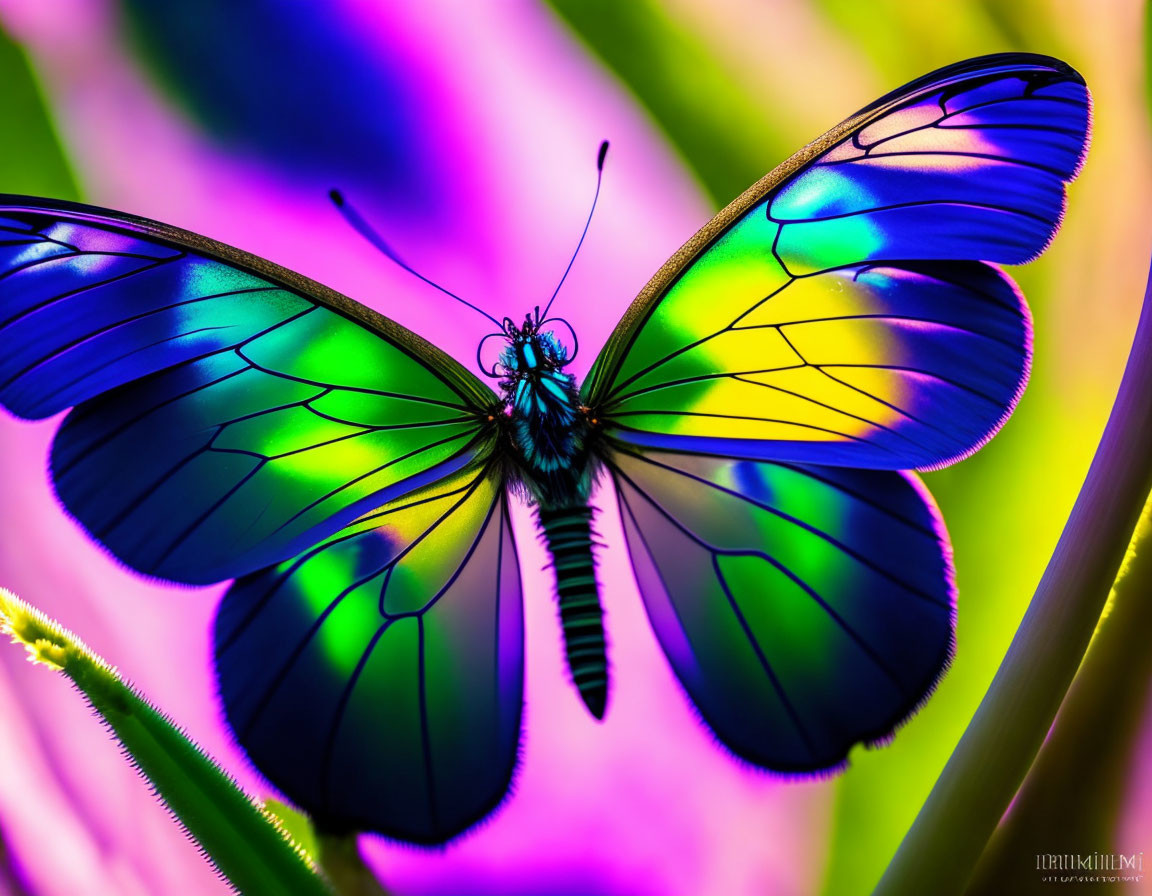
[496,316,595,508]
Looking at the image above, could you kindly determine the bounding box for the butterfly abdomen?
[537,503,608,719]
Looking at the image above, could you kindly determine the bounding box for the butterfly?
[0,53,1089,844]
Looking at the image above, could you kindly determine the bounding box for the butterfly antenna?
[541,140,608,319]
[329,189,501,327]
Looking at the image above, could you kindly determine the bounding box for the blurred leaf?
[964,491,1152,894]
[807,0,1011,77]
[0,824,32,896]
[117,1,445,210]
[974,0,1064,51]
[1148,0,1152,110]
[0,588,333,896]
[0,22,77,198]
[873,256,1152,896]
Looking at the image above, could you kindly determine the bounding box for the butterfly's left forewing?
[0,197,500,583]
[215,462,523,843]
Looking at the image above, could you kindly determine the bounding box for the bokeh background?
[0,1,1149,894]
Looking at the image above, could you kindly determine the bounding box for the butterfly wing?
[584,53,1090,469]
[215,462,523,842]
[0,196,499,582]
[610,446,952,770]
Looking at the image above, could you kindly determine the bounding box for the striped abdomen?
[537,504,608,719]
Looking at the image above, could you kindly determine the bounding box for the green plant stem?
[964,491,1152,894]
[316,835,391,896]
[0,589,333,896]
[873,256,1152,896]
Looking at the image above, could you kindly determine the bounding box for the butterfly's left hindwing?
[215,462,523,843]
[0,198,499,582]
[610,447,953,770]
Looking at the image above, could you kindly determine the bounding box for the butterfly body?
[0,54,1091,844]
[495,313,609,716]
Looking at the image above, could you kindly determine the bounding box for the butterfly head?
[499,311,571,376]
[478,306,579,383]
